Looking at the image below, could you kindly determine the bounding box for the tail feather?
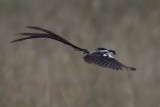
[11,26,89,53]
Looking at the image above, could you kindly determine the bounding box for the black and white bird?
[11,26,136,71]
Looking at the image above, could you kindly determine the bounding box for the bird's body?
[11,26,136,71]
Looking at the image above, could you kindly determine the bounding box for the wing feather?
[107,60,112,68]
[100,59,107,67]
[84,53,136,71]
[103,60,109,67]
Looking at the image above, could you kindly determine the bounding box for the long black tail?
[11,26,89,53]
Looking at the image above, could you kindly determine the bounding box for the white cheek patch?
[103,53,114,58]
[108,54,113,58]
[103,52,113,57]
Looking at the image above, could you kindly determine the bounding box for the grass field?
[0,0,160,107]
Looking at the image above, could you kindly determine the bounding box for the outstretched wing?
[11,26,89,53]
[84,53,136,71]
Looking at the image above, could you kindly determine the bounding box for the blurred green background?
[1,0,160,107]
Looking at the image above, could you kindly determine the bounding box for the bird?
[11,26,136,71]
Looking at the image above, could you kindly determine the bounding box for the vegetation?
[0,0,160,107]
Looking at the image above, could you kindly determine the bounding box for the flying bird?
[11,26,136,71]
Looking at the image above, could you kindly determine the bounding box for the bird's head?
[108,50,116,56]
